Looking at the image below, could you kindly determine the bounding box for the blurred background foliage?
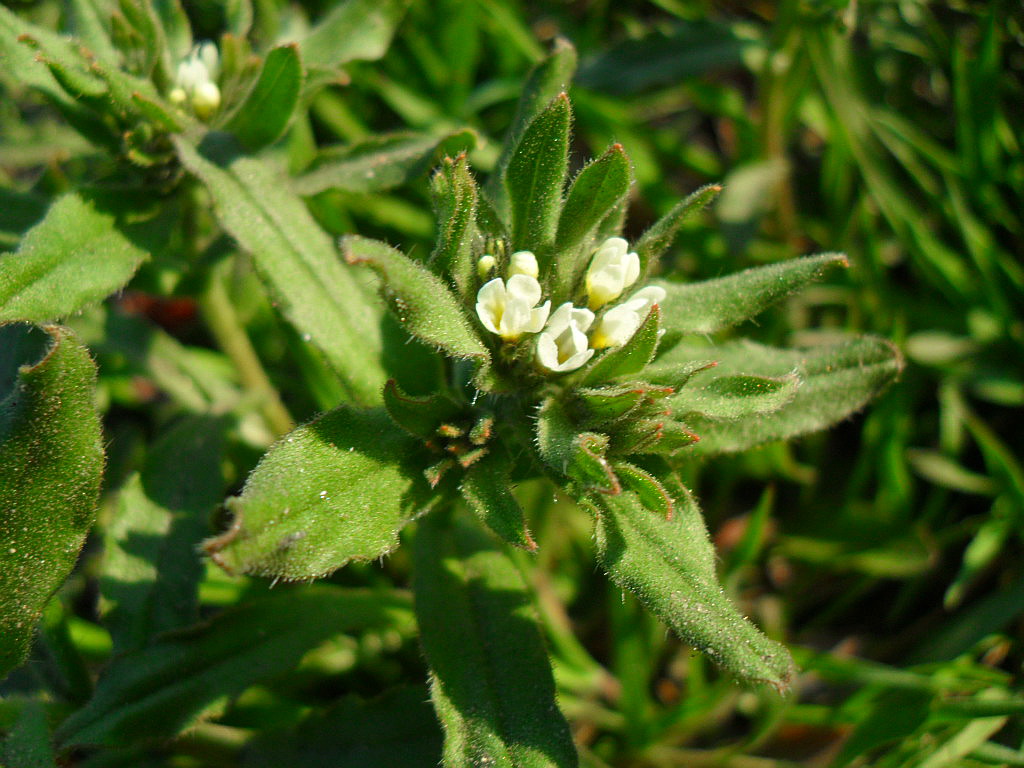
[1,0,1022,766]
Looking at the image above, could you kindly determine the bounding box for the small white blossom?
[476,275,550,341]
[536,302,595,373]
[585,237,640,309]
[508,250,539,279]
[172,42,221,119]
[589,286,666,349]
[477,254,496,279]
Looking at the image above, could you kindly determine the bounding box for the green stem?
[200,259,294,438]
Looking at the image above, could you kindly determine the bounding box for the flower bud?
[476,275,550,341]
[536,302,595,373]
[589,286,666,349]
[508,250,539,279]
[585,237,640,309]
[477,254,497,280]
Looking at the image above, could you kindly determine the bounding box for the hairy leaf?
[342,235,489,362]
[0,193,148,323]
[589,485,794,691]
[671,373,801,421]
[174,134,387,405]
[653,253,849,336]
[57,587,415,747]
[295,130,476,195]
[581,305,662,386]
[301,0,410,71]
[676,337,903,454]
[536,397,619,494]
[459,453,536,551]
[100,416,227,654]
[633,183,720,276]
[505,93,571,254]
[414,513,577,768]
[429,152,480,297]
[205,405,432,580]
[0,325,103,680]
[225,44,303,151]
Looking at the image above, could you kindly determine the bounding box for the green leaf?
[0,325,103,680]
[536,397,620,494]
[294,130,477,195]
[0,193,149,323]
[1,698,56,768]
[505,93,571,254]
[242,686,442,768]
[225,44,303,151]
[100,416,227,654]
[173,134,387,405]
[633,183,721,276]
[588,482,794,691]
[678,337,903,454]
[488,37,577,217]
[581,305,662,386]
[205,405,432,580]
[429,152,480,297]
[653,253,849,337]
[413,513,578,768]
[551,143,632,297]
[383,379,463,439]
[671,373,801,421]
[459,453,536,551]
[300,0,410,71]
[56,587,416,747]
[341,235,489,362]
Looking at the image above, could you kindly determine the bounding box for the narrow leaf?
[505,93,571,254]
[57,587,415,747]
[295,130,477,195]
[581,304,662,386]
[588,485,794,691]
[0,325,103,680]
[671,373,801,421]
[552,143,632,296]
[413,513,577,768]
[225,44,303,151]
[677,337,903,454]
[0,193,148,323]
[653,253,849,336]
[204,405,432,580]
[429,152,480,297]
[100,416,226,654]
[341,235,489,362]
[633,183,721,276]
[488,37,577,217]
[459,453,536,551]
[536,397,619,494]
[173,134,387,405]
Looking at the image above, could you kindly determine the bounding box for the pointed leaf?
[429,152,480,297]
[671,373,801,421]
[413,513,577,768]
[173,134,387,405]
[205,406,433,580]
[459,453,536,551]
[653,253,849,336]
[634,183,720,276]
[505,93,571,254]
[588,484,794,691]
[295,130,477,195]
[0,193,149,323]
[342,235,489,362]
[488,37,577,217]
[383,379,463,438]
[551,143,632,297]
[0,325,103,680]
[676,337,903,454]
[225,44,303,151]
[100,416,227,654]
[571,385,649,426]
[300,0,410,71]
[581,304,662,385]
[536,397,619,494]
[57,587,415,747]
[613,461,674,519]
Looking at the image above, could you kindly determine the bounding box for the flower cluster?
[474,237,666,374]
[169,42,221,120]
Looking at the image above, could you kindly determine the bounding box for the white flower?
[536,302,595,373]
[508,250,539,279]
[171,42,221,119]
[477,254,496,279]
[589,286,666,349]
[585,237,640,309]
[476,275,550,341]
